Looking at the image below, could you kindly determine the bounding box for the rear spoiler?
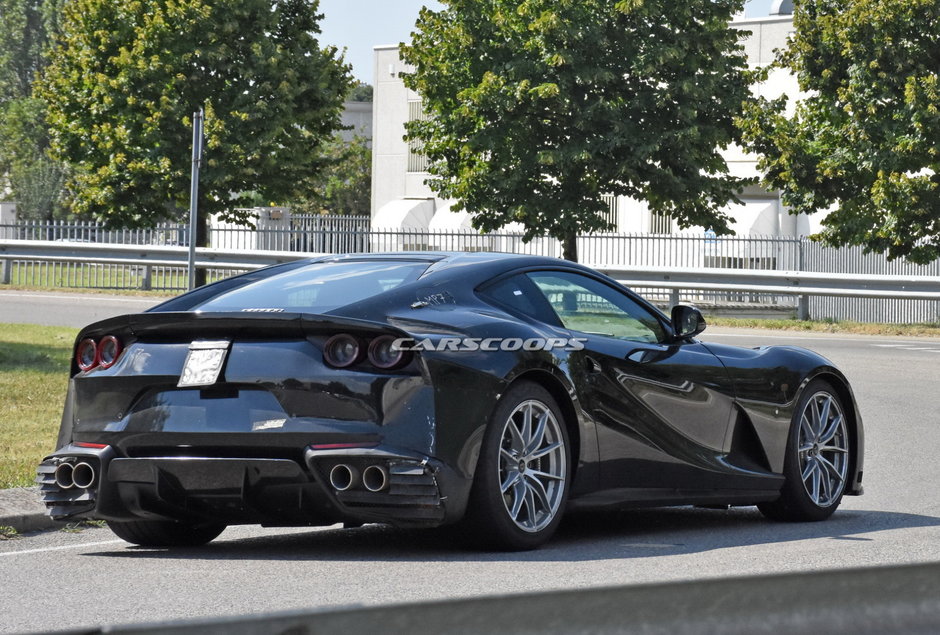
[75,311,409,342]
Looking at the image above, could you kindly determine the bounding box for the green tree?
[401,0,753,261]
[0,0,67,219]
[39,0,352,233]
[347,81,373,102]
[294,133,371,215]
[0,0,51,98]
[740,0,940,264]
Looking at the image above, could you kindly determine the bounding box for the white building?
[370,6,822,239]
[339,100,373,142]
[0,202,16,225]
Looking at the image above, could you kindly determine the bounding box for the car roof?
[316,251,583,277]
[301,251,624,294]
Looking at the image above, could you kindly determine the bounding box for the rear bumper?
[37,444,470,528]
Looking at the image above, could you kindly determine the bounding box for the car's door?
[524,270,737,492]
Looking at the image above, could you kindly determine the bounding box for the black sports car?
[38,252,864,550]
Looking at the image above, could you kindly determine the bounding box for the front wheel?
[463,381,571,550]
[759,380,851,522]
[108,519,226,547]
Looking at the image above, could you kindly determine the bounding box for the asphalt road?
[1,292,939,633]
[0,290,163,328]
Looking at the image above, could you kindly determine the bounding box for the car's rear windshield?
[193,260,429,313]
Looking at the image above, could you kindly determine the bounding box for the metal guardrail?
[0,239,317,289]
[0,239,317,268]
[72,561,940,634]
[2,240,940,320]
[593,264,940,319]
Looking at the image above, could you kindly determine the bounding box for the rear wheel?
[108,519,226,547]
[464,381,571,550]
[759,380,851,522]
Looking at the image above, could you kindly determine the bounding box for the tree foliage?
[293,133,371,216]
[0,0,67,219]
[401,0,753,261]
[0,0,55,98]
[347,81,373,102]
[39,0,352,228]
[740,0,940,264]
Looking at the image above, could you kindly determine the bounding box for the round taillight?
[97,335,123,369]
[323,334,364,368]
[368,335,410,370]
[76,338,98,371]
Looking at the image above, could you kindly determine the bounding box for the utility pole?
[187,108,204,291]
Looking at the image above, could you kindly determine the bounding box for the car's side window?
[527,271,666,343]
[477,274,561,325]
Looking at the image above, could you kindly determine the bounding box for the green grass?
[0,324,77,488]
[707,316,940,338]
[0,525,19,540]
[2,283,175,298]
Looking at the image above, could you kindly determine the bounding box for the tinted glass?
[478,274,559,324]
[527,271,666,343]
[193,261,428,313]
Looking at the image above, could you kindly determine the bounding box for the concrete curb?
[0,487,58,534]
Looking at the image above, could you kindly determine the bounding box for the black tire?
[759,379,851,522]
[108,519,226,547]
[463,381,571,551]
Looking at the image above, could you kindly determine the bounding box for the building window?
[407,100,430,173]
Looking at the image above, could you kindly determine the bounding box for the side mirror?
[671,305,706,340]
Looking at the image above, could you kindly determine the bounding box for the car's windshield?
[193,260,429,313]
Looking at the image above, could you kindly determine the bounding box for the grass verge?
[0,323,77,488]
[1,284,174,298]
[707,316,940,337]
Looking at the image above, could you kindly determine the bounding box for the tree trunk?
[195,212,208,288]
[562,233,578,262]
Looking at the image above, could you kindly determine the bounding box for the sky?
[317,0,777,84]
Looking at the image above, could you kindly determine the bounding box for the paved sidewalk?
[0,486,56,533]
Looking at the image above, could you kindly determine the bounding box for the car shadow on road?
[82,506,940,563]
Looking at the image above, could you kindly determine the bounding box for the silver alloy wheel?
[497,399,567,533]
[798,390,849,507]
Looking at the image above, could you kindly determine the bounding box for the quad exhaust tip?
[54,463,75,489]
[329,463,389,492]
[362,465,389,492]
[72,462,96,489]
[329,464,360,491]
[54,461,97,490]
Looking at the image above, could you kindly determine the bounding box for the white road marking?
[0,539,125,557]
[870,344,940,352]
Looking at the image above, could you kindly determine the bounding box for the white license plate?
[178,340,230,387]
